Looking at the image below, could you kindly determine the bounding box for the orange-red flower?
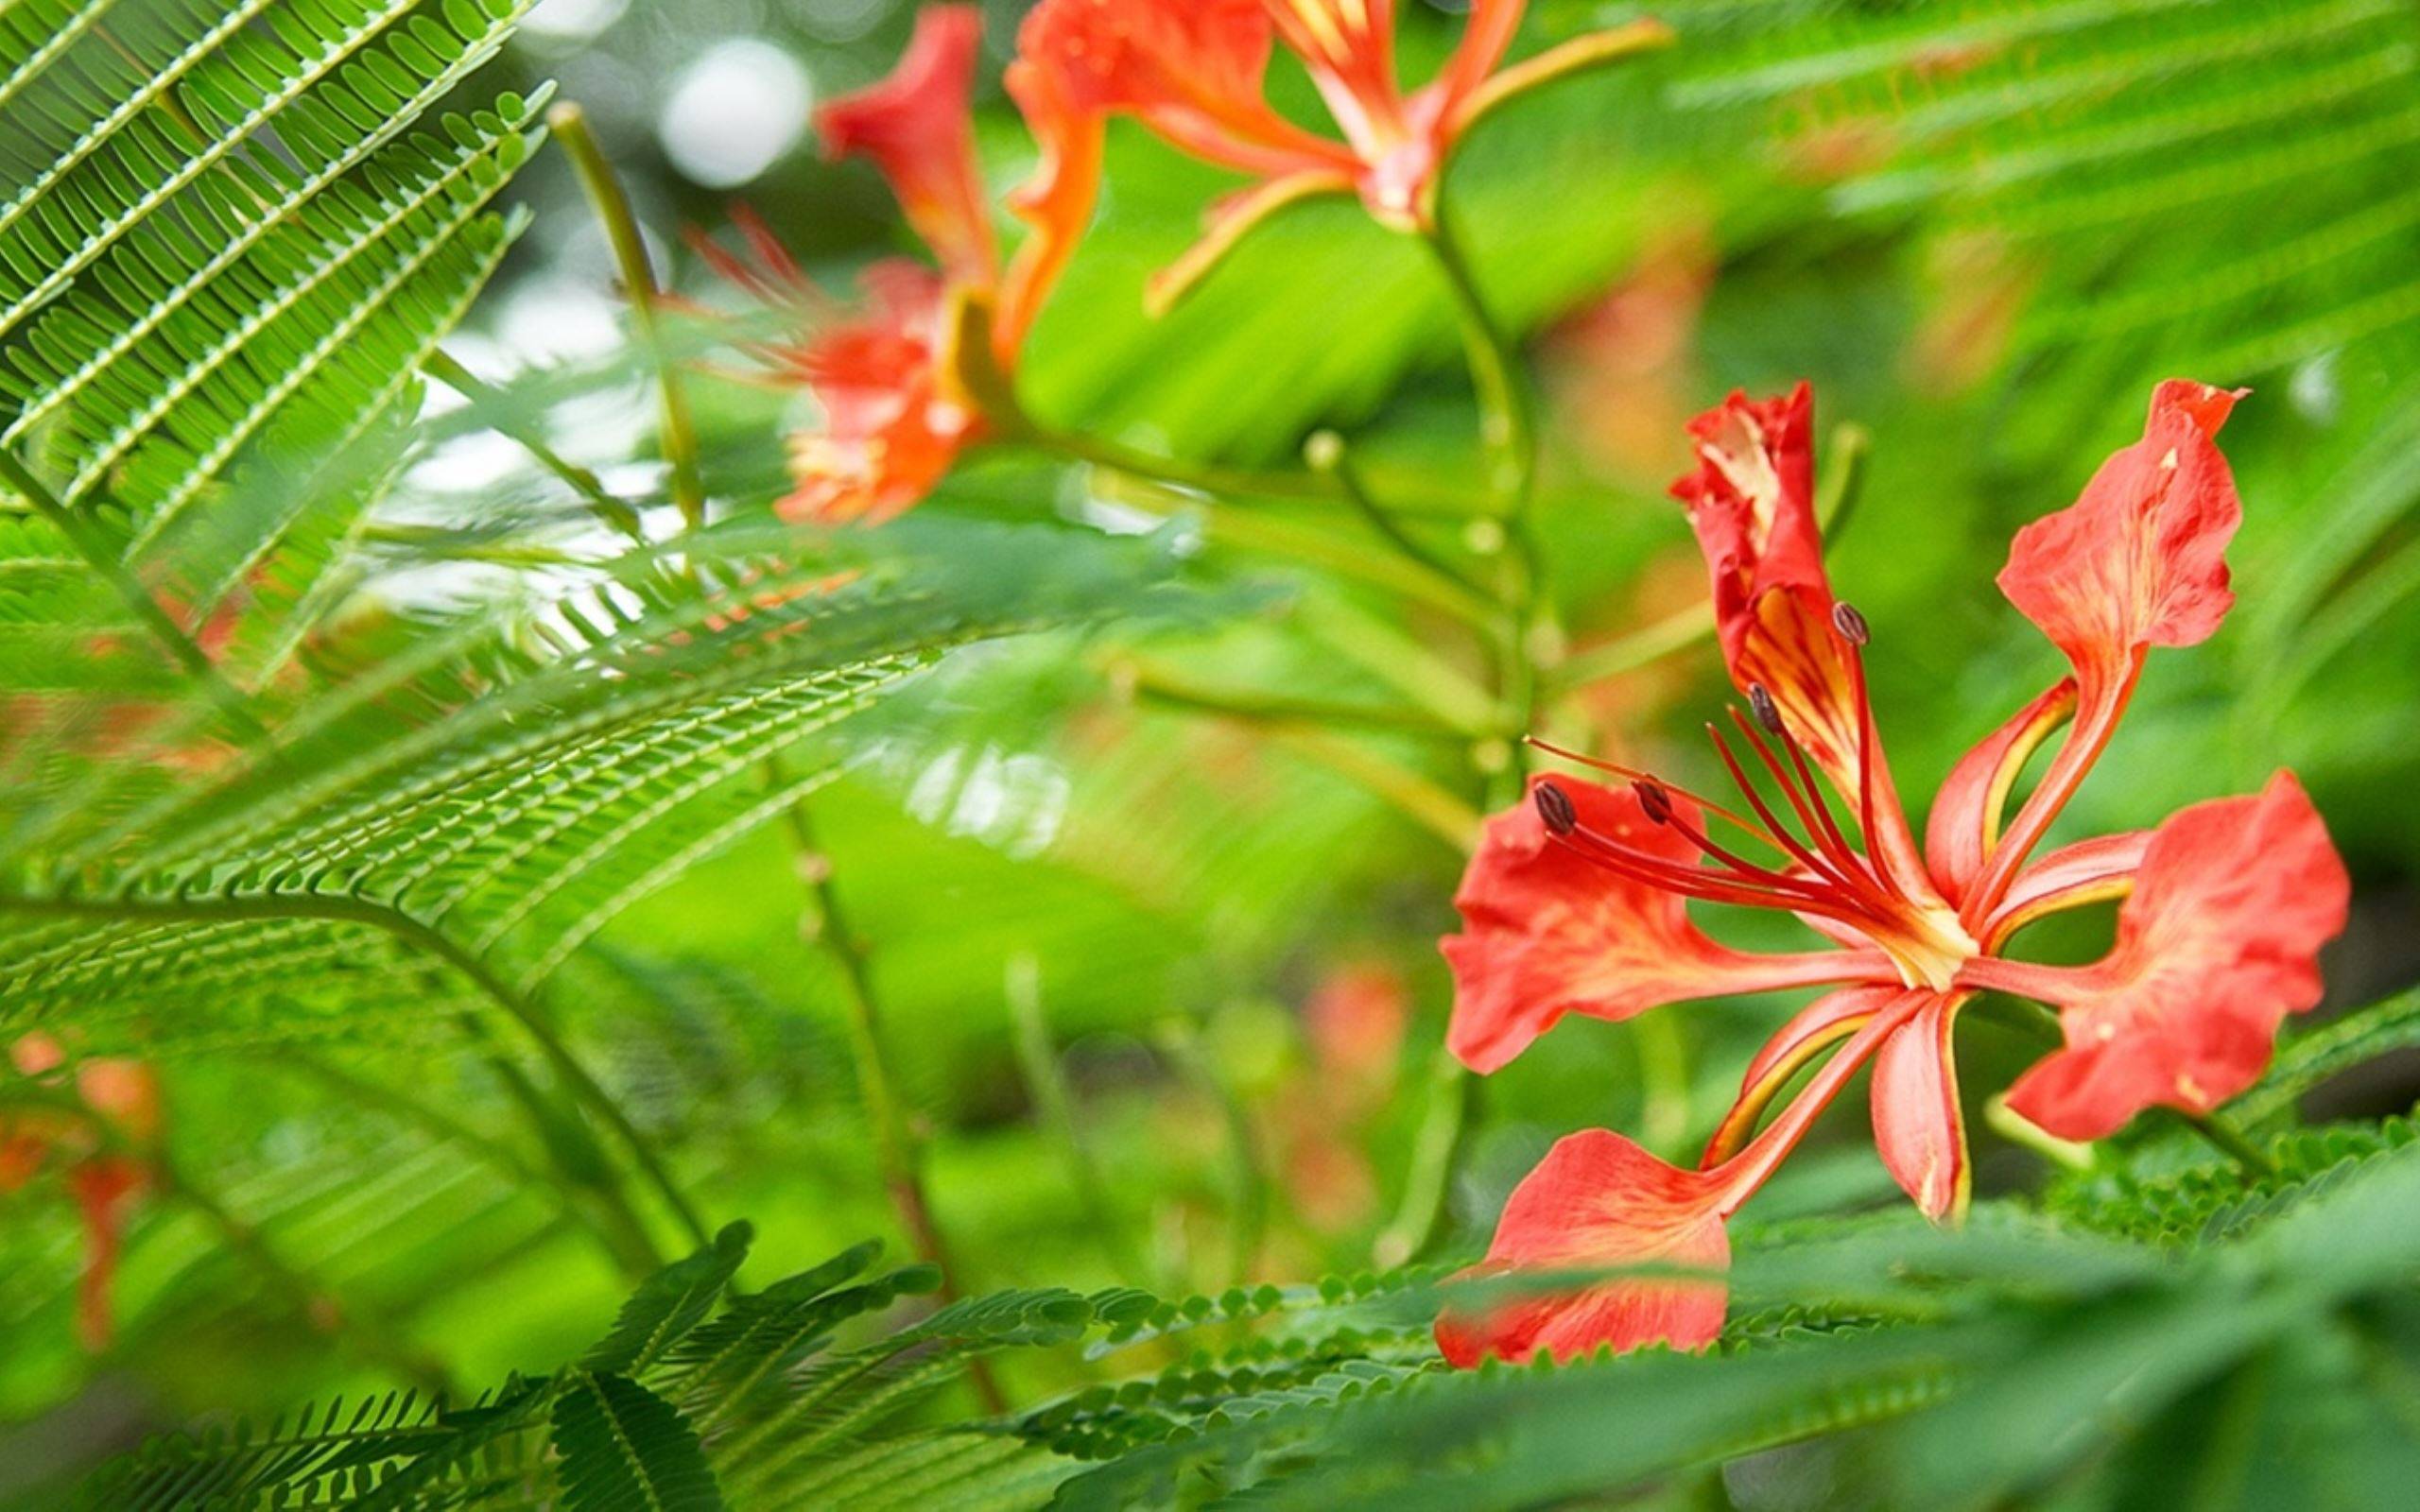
[696,7,1097,524]
[2,1034,163,1350]
[1436,382,2349,1365]
[1012,1,1671,308]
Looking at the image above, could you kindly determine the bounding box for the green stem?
[1305,429,1495,600]
[1373,203,1553,1269]
[550,102,706,529]
[1120,660,1463,739]
[1548,601,1714,696]
[0,448,269,747]
[1263,724,1482,852]
[421,351,649,545]
[1374,1049,1478,1267]
[1160,1019,1268,1286]
[1043,439,1499,627]
[1009,955,1155,1288]
[774,787,1005,1414]
[2177,1108,2276,1179]
[1419,211,1536,517]
[1634,1011,1692,1158]
[1031,428,1347,506]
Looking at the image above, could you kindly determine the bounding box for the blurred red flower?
[1011,0,1671,309]
[2,1034,163,1350]
[694,7,1097,525]
[1437,381,2349,1364]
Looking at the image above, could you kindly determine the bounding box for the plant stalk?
[550,102,706,529]
[775,790,1006,1414]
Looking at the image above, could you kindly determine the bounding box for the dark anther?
[1832,601,1872,646]
[1534,782,1578,836]
[1748,683,1785,736]
[1632,780,1673,826]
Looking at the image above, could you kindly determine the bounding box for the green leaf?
[550,1370,724,1512]
[582,1221,754,1377]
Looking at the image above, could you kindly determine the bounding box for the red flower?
[1012,1,1671,307]
[2,1034,163,1349]
[697,7,1098,524]
[1437,382,2349,1365]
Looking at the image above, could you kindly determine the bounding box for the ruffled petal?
[1670,388,1856,778]
[1671,386,1932,891]
[1962,384,2249,919]
[1997,381,2248,689]
[1672,384,1826,632]
[1441,777,1886,1074]
[2001,772,2349,1141]
[1870,992,1970,1222]
[817,7,998,288]
[1434,1128,1730,1366]
[1925,679,2077,902]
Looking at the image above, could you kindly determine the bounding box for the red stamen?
[1553,820,1874,927]
[1705,724,1872,900]
[1731,708,1861,877]
[1525,737,1775,848]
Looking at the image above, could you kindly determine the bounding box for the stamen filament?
[1837,631,1913,908]
[1553,822,1880,927]
[1525,737,1773,843]
[1732,708,1862,878]
[1706,725,1874,901]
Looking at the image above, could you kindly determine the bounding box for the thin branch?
[550,102,707,529]
[421,350,649,544]
[2175,1108,2277,1179]
[1008,955,1155,1289]
[773,783,1007,1414]
[1304,428,1495,601]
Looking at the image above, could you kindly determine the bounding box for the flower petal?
[1924,679,2077,902]
[1266,0,1406,163]
[2003,772,2349,1141]
[1997,380,2247,688]
[818,7,998,288]
[774,265,981,526]
[1144,168,1355,317]
[1442,996,1929,1365]
[1671,384,1826,636]
[66,1157,145,1350]
[1000,52,1106,352]
[1441,777,1883,1073]
[1434,1128,1730,1366]
[1983,830,2148,951]
[1435,0,1527,108]
[1963,384,2248,919]
[1703,984,1898,1165]
[1015,0,1349,178]
[1870,992,1970,1223]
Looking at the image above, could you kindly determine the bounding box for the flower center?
[1532,600,1974,985]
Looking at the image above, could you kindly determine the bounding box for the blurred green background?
[6,0,2419,1497]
